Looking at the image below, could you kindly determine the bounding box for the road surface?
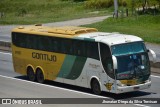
[0,51,160,107]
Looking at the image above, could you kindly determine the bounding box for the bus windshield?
[111,42,150,80]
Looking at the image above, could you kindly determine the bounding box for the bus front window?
[111,42,150,80]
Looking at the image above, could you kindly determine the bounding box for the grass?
[83,15,160,44]
[0,0,111,25]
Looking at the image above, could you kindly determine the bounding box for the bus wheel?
[36,69,44,83]
[91,79,101,95]
[27,67,35,82]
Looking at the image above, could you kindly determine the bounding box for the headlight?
[117,81,126,86]
[145,77,151,83]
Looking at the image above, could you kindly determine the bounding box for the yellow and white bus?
[11,25,156,94]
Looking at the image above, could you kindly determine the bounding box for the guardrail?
[0,40,159,69]
[0,40,11,51]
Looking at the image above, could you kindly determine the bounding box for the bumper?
[116,81,151,94]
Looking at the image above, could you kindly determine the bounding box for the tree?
[131,0,135,15]
[114,0,118,18]
[141,0,150,13]
[156,0,160,8]
[136,0,143,11]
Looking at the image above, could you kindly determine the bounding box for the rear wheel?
[91,79,101,95]
[27,67,35,82]
[36,69,44,83]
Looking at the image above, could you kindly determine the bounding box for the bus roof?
[12,25,98,38]
[12,25,143,46]
[79,32,143,46]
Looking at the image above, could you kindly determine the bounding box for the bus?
[11,25,156,94]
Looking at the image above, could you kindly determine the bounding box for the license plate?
[127,80,137,85]
[134,86,139,90]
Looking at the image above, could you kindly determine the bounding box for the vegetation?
[85,0,160,16]
[84,0,160,9]
[85,0,114,9]
[0,0,110,25]
[0,0,160,25]
[84,15,160,44]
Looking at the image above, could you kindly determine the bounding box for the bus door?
[100,43,116,92]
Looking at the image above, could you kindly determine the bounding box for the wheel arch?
[35,66,46,80]
[26,64,35,74]
[90,76,102,91]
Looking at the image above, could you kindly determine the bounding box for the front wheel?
[36,69,44,83]
[91,79,101,95]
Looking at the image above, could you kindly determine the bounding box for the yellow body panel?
[11,25,97,81]
[12,44,66,80]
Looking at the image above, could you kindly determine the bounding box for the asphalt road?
[0,51,160,107]
[0,75,140,107]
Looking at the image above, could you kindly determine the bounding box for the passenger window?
[86,42,99,60]
[61,39,73,54]
[37,36,50,51]
[53,38,61,53]
[73,40,86,56]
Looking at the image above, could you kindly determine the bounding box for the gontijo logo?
[32,52,57,62]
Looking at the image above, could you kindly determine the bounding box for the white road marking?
[0,75,107,99]
[151,75,160,78]
[134,104,150,107]
[0,51,12,55]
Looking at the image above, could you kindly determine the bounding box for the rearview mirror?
[148,49,156,63]
[112,55,118,70]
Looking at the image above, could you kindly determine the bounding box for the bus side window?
[47,37,53,51]
[53,40,58,52]
[73,40,86,57]
[26,35,37,49]
[52,38,61,53]
[40,36,50,51]
[50,38,56,52]
[31,35,38,49]
[26,35,31,49]
[61,39,73,54]
[20,33,27,48]
[86,42,99,60]
[12,33,20,46]
[12,33,26,48]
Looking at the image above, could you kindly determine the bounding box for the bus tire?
[27,67,35,82]
[36,69,44,83]
[91,79,101,95]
